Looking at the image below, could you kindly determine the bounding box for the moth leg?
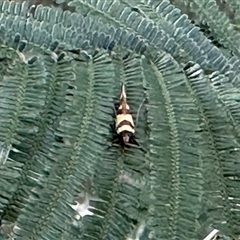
[106,137,120,151]
[112,136,120,144]
[125,142,138,148]
[126,140,146,153]
[109,123,115,132]
[130,137,140,146]
[135,97,145,126]
[112,103,118,117]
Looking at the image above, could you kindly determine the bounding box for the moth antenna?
[136,97,145,126]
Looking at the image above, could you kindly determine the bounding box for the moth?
[113,84,139,147]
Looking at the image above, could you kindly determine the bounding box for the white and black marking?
[114,84,139,147]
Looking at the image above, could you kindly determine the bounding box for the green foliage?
[0,0,239,240]
[186,0,240,57]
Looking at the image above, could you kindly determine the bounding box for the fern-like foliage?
[0,0,239,240]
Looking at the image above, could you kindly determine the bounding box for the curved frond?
[69,0,240,81]
[187,0,240,57]
[8,50,117,239]
[0,47,27,164]
[144,52,204,239]
[185,62,240,234]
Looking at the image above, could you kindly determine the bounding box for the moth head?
[122,131,131,144]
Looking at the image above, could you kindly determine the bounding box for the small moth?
[114,84,139,147]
